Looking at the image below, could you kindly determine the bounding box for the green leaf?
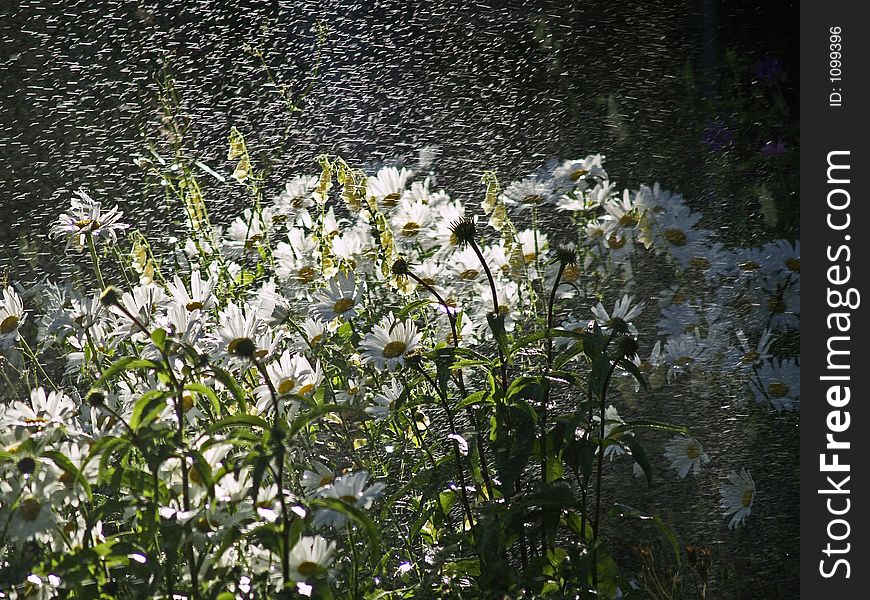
[211,366,248,413]
[42,450,92,501]
[129,390,169,430]
[188,448,215,498]
[150,327,167,350]
[434,347,455,397]
[92,357,163,389]
[397,298,432,320]
[618,357,650,391]
[206,414,270,435]
[288,404,355,438]
[611,420,691,437]
[620,435,653,487]
[455,390,492,410]
[183,382,223,417]
[509,328,585,357]
[486,312,511,360]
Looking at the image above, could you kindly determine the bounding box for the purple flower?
[701,120,734,152]
[754,56,784,83]
[760,139,788,157]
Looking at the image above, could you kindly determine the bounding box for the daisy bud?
[99,286,122,307]
[617,335,638,358]
[86,390,106,407]
[555,245,578,266]
[391,258,410,277]
[17,457,36,476]
[448,218,477,247]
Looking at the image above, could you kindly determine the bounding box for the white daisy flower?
[167,270,217,313]
[1,387,77,430]
[391,198,432,240]
[750,358,800,412]
[663,331,712,381]
[223,209,269,259]
[4,486,61,544]
[213,302,262,363]
[254,350,316,415]
[359,313,421,372]
[274,229,321,287]
[0,286,25,349]
[287,536,336,581]
[501,176,557,211]
[552,154,608,187]
[663,436,710,478]
[301,461,336,497]
[365,380,403,421]
[51,190,129,251]
[311,271,362,322]
[720,468,756,529]
[314,471,386,527]
[592,294,645,335]
[592,405,630,460]
[761,239,800,280]
[273,174,319,228]
[335,378,366,405]
[368,166,412,210]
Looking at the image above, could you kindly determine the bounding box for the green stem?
[87,233,106,290]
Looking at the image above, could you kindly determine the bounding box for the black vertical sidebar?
[801,2,869,596]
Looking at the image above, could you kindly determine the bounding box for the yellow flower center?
[333,298,355,315]
[618,213,638,227]
[685,445,700,460]
[767,382,789,398]
[383,341,407,359]
[319,475,334,487]
[738,260,761,271]
[741,489,754,508]
[570,169,589,181]
[298,383,315,397]
[382,193,402,208]
[18,497,41,522]
[297,561,319,576]
[785,257,800,273]
[244,234,264,250]
[402,222,421,237]
[522,194,545,206]
[186,301,203,312]
[768,294,785,314]
[309,334,323,347]
[59,471,76,486]
[181,395,195,413]
[278,378,296,395]
[297,266,317,283]
[741,351,759,364]
[607,234,626,249]
[0,315,19,335]
[562,264,580,282]
[689,256,710,270]
[340,495,357,504]
[75,218,100,230]
[459,269,479,280]
[664,228,687,246]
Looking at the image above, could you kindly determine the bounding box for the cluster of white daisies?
[0,152,797,594]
